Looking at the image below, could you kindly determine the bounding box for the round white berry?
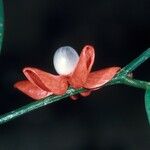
[53,46,79,75]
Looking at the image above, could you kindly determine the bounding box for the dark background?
[0,0,150,150]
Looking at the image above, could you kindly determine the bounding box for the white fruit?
[53,46,79,75]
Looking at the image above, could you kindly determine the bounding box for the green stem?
[119,77,150,90]
[106,77,148,89]
[115,48,150,78]
[0,0,4,51]
[0,88,85,125]
[0,48,150,125]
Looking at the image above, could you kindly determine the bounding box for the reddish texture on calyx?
[14,45,120,100]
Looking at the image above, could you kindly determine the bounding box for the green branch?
[119,77,150,90]
[0,48,150,125]
[0,88,85,125]
[115,48,150,78]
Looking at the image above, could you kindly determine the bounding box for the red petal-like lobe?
[70,91,91,100]
[69,45,95,88]
[80,91,91,97]
[23,67,68,95]
[14,80,52,100]
[70,95,79,100]
[84,67,121,89]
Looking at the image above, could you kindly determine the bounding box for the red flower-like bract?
[14,45,121,100]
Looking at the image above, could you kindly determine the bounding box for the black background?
[0,0,150,150]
